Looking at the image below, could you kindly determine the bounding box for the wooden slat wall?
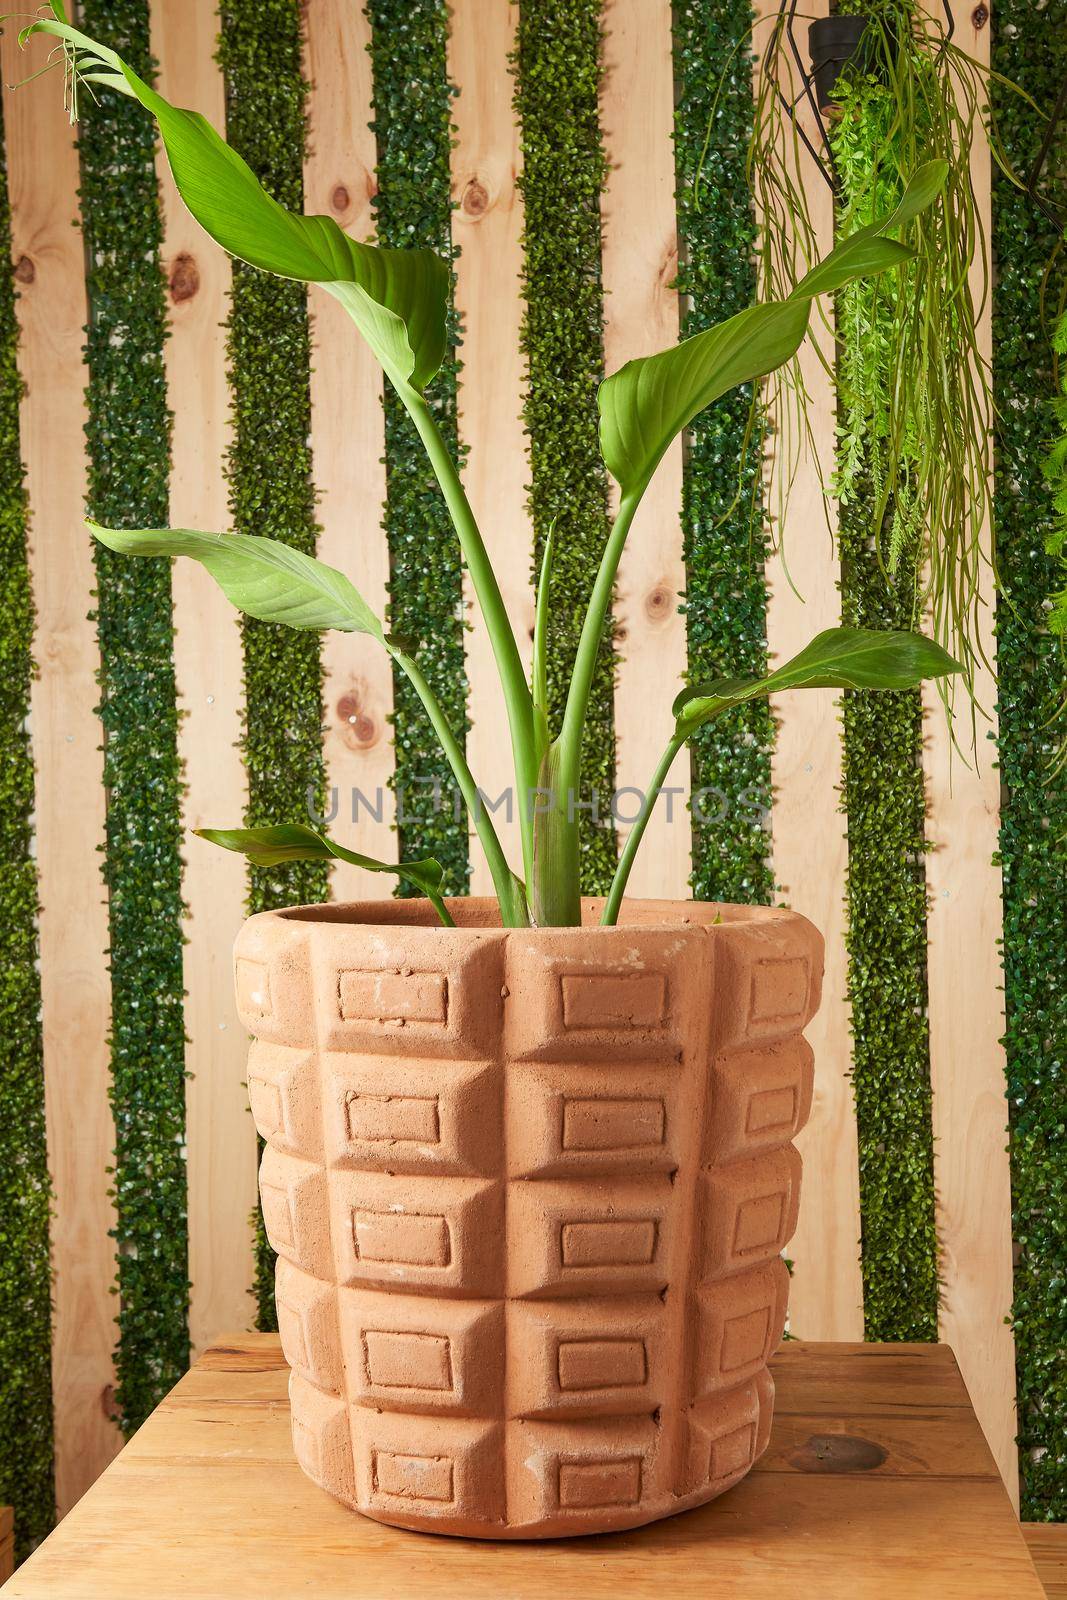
[449,0,533,889]
[756,0,866,1341]
[599,0,691,899]
[0,26,122,1510]
[922,0,1017,1509]
[152,0,257,1359]
[0,0,1027,1526]
[305,0,396,902]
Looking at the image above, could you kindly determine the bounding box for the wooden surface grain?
[2,1337,1044,1599]
[152,0,257,1360]
[755,0,865,1343]
[449,0,534,889]
[599,0,691,899]
[1024,1523,1067,1600]
[920,0,1018,1509]
[0,21,122,1513]
[305,0,397,897]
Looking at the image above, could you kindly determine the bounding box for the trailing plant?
[0,82,54,1561]
[994,0,1067,1521]
[749,0,1022,700]
[671,0,775,905]
[78,0,188,1432]
[24,9,962,931]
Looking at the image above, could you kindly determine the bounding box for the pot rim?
[269,895,801,933]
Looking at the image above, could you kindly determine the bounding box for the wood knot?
[13,254,35,284]
[971,2,988,23]
[100,1382,120,1423]
[337,692,378,749]
[788,1433,888,1474]
[645,584,673,621]
[331,183,351,214]
[462,178,490,218]
[169,252,200,303]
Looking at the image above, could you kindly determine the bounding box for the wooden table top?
[3,1336,1044,1599]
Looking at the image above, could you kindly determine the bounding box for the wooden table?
[3,1337,1045,1599]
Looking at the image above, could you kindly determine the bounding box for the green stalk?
[391,645,528,927]
[600,730,685,926]
[404,392,539,886]
[530,491,641,924]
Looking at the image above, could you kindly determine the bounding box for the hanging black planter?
[808,16,877,112]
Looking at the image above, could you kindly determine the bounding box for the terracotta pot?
[234,897,822,1539]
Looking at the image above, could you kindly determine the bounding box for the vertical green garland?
[671,0,774,905]
[365,0,469,892]
[0,96,55,1560]
[219,0,327,1329]
[78,0,189,1430]
[831,114,938,1341]
[993,0,1067,1521]
[513,0,617,890]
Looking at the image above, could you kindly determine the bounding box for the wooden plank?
[599,0,690,898]
[5,1339,1046,1599]
[150,0,257,1358]
[0,1506,12,1586]
[920,0,1017,1510]
[305,0,395,900]
[0,24,122,1514]
[755,0,865,1341]
[1023,1524,1067,1600]
[448,0,533,890]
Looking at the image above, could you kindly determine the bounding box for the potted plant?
[23,7,959,1539]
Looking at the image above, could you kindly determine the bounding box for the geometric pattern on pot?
[234,897,822,1538]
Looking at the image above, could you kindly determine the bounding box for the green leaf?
[598,163,949,498]
[88,522,384,639]
[21,14,447,393]
[673,628,962,737]
[196,824,454,926]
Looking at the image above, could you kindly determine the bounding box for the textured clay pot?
[234,897,822,1538]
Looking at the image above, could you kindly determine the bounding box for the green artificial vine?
[219,0,327,1329]
[0,94,55,1560]
[78,0,189,1432]
[832,86,938,1342]
[993,0,1067,1522]
[1046,305,1067,650]
[671,0,774,905]
[513,0,617,892]
[365,0,469,894]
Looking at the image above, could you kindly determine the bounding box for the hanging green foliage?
[0,94,55,1562]
[750,0,1015,703]
[78,0,188,1432]
[832,82,938,1342]
[218,0,327,1330]
[365,0,470,894]
[671,0,774,905]
[993,0,1067,1523]
[513,0,617,891]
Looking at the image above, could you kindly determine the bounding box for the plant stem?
[557,491,640,793]
[526,491,643,925]
[405,392,539,886]
[391,645,528,927]
[600,729,686,926]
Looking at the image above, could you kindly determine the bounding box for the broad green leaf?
[197,824,454,926]
[22,13,447,392]
[89,522,384,638]
[673,628,961,738]
[598,162,949,497]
